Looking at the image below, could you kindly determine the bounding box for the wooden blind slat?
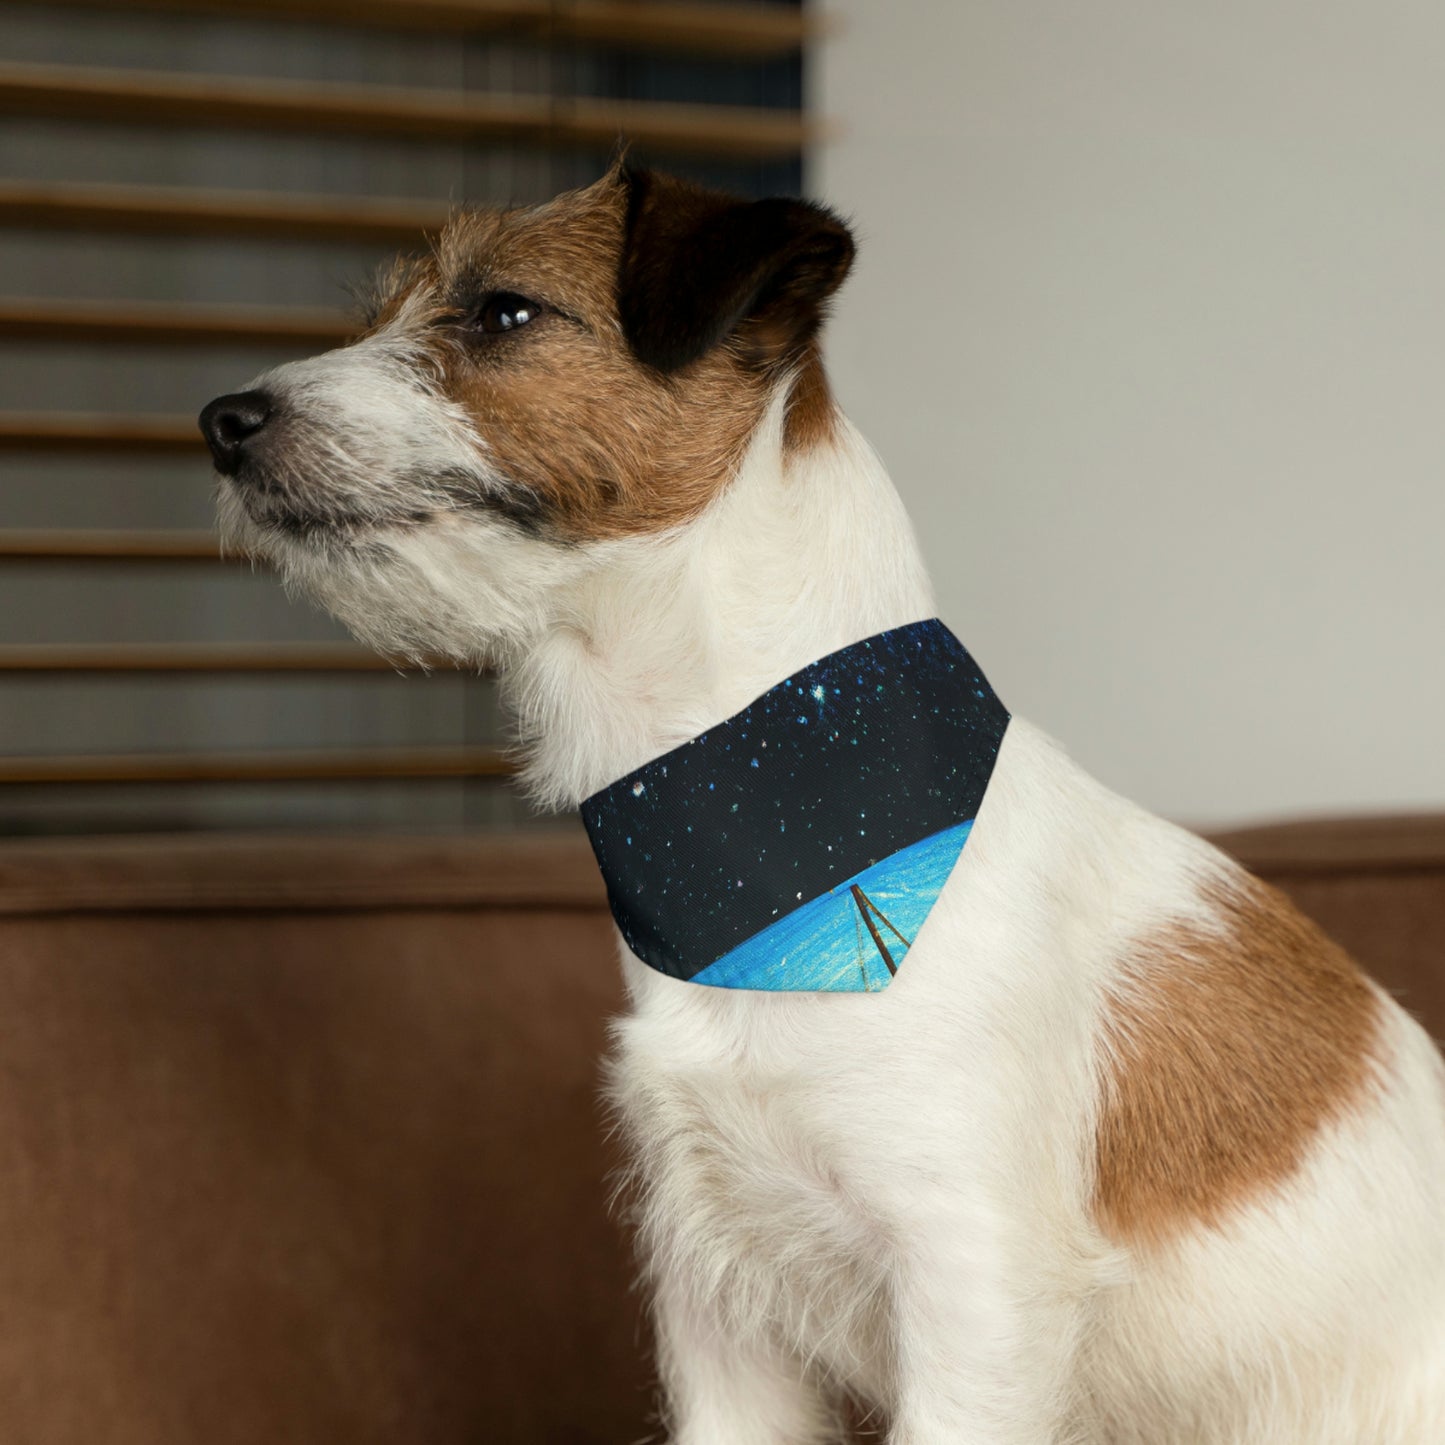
[0,298,353,348]
[0,746,514,784]
[21,0,815,59]
[0,530,227,561]
[0,412,201,452]
[0,180,449,245]
[0,643,429,672]
[0,62,818,161]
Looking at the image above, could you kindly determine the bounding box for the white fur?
[221,352,1445,1443]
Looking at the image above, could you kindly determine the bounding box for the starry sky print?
[580,619,1010,983]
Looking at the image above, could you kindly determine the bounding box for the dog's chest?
[611,1009,894,1389]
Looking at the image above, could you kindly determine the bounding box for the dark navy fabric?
[579,620,1009,990]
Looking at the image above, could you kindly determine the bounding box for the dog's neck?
[505,391,938,809]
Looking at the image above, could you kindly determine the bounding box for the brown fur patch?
[783,342,840,453]
[618,167,853,379]
[364,170,845,541]
[371,175,770,541]
[1094,873,1382,1247]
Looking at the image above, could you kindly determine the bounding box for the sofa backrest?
[0,832,646,1445]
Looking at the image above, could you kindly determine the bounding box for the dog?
[200,164,1445,1443]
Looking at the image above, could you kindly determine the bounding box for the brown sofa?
[0,818,1440,1443]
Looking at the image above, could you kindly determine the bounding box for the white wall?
[813,1,1445,827]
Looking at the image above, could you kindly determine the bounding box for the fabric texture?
[580,620,1009,990]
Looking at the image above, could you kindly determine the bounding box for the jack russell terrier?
[200,164,1445,1444]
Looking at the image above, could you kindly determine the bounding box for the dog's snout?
[199,390,273,475]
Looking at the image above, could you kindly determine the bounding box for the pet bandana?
[580,619,1009,992]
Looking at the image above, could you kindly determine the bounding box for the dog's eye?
[474,292,542,335]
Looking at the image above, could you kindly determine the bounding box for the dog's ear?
[618,167,855,375]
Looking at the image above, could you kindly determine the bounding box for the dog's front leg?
[654,1274,841,1445]
[884,1225,1086,1445]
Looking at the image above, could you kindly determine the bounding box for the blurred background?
[819,1,1445,827]
[0,5,1442,1443]
[2,0,1441,837]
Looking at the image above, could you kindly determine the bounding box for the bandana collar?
[580,619,1009,992]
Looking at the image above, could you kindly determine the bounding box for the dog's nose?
[199,390,273,475]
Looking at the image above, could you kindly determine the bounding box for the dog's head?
[200,166,854,662]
